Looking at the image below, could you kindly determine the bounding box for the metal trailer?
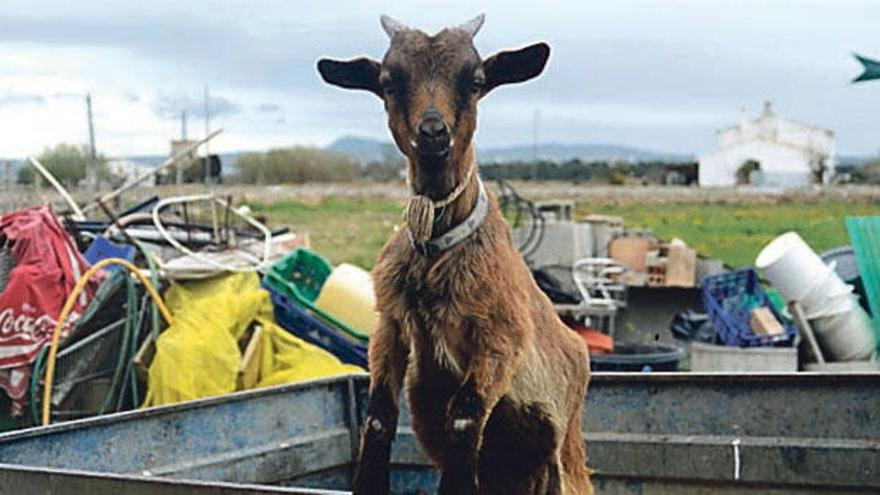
[0,373,877,494]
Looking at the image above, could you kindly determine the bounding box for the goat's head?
[318,15,550,198]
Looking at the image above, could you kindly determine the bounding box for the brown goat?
[318,15,592,495]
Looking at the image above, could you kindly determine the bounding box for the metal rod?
[96,199,139,248]
[82,128,223,213]
[27,157,86,220]
[790,301,826,365]
[223,194,232,248]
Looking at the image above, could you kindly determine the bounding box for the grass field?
[249,195,879,269]
[250,197,405,269]
[578,200,879,268]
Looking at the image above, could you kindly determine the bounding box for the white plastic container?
[810,298,877,362]
[314,263,379,336]
[757,232,877,363]
[800,271,854,319]
[689,342,797,372]
[756,232,832,302]
[527,220,593,269]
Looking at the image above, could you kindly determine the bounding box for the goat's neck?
[430,149,480,237]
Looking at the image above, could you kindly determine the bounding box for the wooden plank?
[665,244,696,287]
[750,307,784,336]
[609,236,658,272]
[237,324,264,391]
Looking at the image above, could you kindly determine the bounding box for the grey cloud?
[153,93,241,120]
[256,103,281,112]
[0,93,45,105]
[1,2,879,154]
[51,91,82,100]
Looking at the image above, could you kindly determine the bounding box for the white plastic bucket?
[314,263,379,336]
[800,271,855,319]
[810,299,878,362]
[756,232,834,302]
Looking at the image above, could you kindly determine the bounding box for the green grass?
[249,197,404,268]
[576,200,880,268]
[249,197,879,269]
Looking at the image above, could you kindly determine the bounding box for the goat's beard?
[405,194,436,243]
[409,157,455,198]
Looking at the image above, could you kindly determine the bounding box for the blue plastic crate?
[266,287,368,369]
[83,236,136,273]
[699,268,796,347]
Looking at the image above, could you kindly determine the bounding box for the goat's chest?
[385,262,475,376]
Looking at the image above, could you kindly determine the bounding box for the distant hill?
[325,135,692,164]
[478,143,691,163]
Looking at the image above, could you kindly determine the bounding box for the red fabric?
[0,206,96,370]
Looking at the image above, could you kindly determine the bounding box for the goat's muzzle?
[415,108,450,158]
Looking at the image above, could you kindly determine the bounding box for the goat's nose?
[417,109,448,139]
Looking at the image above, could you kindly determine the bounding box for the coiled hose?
[41,258,173,425]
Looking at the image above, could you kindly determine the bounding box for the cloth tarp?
[143,272,362,407]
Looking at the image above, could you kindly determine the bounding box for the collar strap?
[411,177,488,257]
[405,160,476,243]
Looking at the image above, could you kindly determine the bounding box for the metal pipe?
[82,129,223,213]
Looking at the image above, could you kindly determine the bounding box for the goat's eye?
[379,77,400,96]
[472,75,485,93]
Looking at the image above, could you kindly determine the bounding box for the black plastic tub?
[590,341,684,372]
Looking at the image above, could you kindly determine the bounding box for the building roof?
[717,102,833,136]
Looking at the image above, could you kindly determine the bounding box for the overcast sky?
[0,0,877,158]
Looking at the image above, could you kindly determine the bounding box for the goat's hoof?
[453,417,474,431]
[438,472,478,495]
[352,476,390,495]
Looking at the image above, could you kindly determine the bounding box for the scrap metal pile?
[499,180,880,373]
[0,150,372,428]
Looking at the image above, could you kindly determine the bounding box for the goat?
[318,15,592,495]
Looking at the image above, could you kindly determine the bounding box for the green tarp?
[845,216,880,350]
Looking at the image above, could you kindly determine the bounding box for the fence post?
[3,162,11,213]
[34,170,42,201]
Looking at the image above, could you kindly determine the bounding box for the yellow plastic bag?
[143,272,361,407]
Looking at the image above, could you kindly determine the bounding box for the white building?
[698,102,835,187]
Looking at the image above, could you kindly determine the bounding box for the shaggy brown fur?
[318,15,592,495]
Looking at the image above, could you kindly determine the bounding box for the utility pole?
[176,110,187,185]
[204,86,211,187]
[86,94,98,194]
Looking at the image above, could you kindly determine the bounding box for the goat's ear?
[481,43,550,95]
[317,57,382,97]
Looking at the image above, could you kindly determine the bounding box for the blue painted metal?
[0,373,877,494]
[0,376,361,485]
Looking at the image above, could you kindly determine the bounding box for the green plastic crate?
[263,248,369,342]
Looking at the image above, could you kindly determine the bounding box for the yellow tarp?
[143,272,362,407]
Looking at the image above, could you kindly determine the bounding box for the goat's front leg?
[353,316,408,495]
[438,349,517,495]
